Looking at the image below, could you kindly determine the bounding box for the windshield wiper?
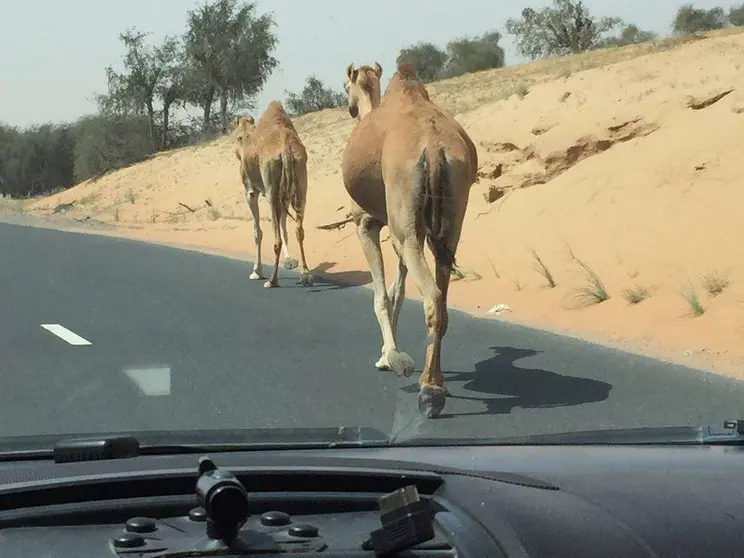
[6,420,743,462]
[403,420,744,447]
[0,426,391,463]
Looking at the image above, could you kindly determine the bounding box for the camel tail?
[279,151,301,222]
[419,146,455,270]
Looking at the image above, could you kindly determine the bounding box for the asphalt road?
[2,219,744,443]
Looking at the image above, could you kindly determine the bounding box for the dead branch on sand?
[317,215,354,231]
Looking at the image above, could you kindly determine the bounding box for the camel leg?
[294,163,314,287]
[262,166,283,289]
[401,237,448,418]
[280,212,299,270]
[294,208,314,287]
[264,204,282,288]
[245,190,264,280]
[387,237,407,344]
[356,215,414,377]
[434,258,451,362]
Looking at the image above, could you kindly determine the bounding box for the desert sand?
[11,28,744,378]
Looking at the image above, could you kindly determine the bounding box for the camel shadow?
[306,261,372,292]
[401,346,613,418]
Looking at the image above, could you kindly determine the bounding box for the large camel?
[342,61,478,418]
[234,101,313,288]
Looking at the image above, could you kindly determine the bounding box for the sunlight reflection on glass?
[123,366,172,396]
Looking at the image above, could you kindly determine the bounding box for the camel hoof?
[375,356,391,371]
[417,385,448,418]
[300,272,314,287]
[379,351,414,377]
[263,280,278,289]
[283,257,299,270]
[250,271,263,280]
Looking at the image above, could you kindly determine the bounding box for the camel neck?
[357,95,379,119]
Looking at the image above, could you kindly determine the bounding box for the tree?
[0,125,23,196]
[729,4,744,27]
[0,123,76,197]
[441,31,506,78]
[183,0,279,133]
[154,38,187,149]
[98,29,183,150]
[597,24,658,48]
[672,4,728,34]
[285,76,346,116]
[72,114,153,183]
[396,42,448,83]
[505,0,622,59]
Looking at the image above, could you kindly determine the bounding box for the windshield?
[1,0,743,449]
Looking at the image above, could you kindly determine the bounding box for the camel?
[234,101,313,288]
[342,61,478,418]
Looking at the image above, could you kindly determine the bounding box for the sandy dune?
[17,28,744,378]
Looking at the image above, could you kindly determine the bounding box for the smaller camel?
[234,101,313,288]
[342,61,478,418]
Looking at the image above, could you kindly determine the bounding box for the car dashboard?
[0,442,743,557]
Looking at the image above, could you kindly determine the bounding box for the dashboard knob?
[189,507,208,522]
[113,533,146,548]
[261,511,291,526]
[125,516,157,533]
[288,523,319,538]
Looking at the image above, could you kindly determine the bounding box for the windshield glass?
[2,0,744,448]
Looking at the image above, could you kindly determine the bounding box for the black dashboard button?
[113,533,146,548]
[261,511,291,526]
[288,524,318,537]
[189,507,208,522]
[125,517,157,533]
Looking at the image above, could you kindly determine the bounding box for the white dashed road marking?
[40,324,92,346]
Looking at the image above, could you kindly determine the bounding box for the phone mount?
[195,455,250,544]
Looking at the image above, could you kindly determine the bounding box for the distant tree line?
[1,1,743,199]
[399,1,744,83]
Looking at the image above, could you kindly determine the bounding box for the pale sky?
[0,0,731,129]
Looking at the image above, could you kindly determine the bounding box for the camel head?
[233,115,255,159]
[234,115,255,141]
[344,62,382,120]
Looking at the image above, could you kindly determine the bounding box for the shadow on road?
[307,261,372,291]
[401,346,613,418]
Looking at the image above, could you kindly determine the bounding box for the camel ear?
[246,115,254,125]
[346,63,354,80]
[374,62,382,78]
[234,116,241,128]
